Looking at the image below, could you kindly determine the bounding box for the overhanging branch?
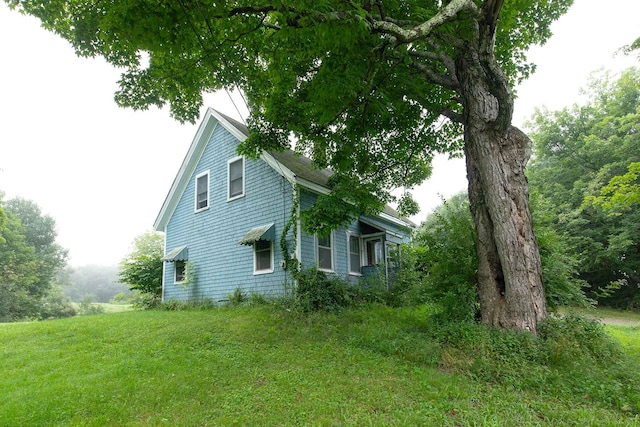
[409,61,459,91]
[371,0,479,43]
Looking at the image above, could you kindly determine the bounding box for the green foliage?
[0,195,69,322]
[430,313,639,412]
[77,294,106,316]
[159,298,217,311]
[294,268,351,313]
[584,161,640,213]
[227,287,247,306]
[6,0,570,232]
[118,231,164,297]
[527,67,640,308]
[39,285,77,320]
[412,192,590,319]
[413,193,479,321]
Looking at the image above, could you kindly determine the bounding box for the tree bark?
[457,44,547,333]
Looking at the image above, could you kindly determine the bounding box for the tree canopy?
[7,0,570,218]
[0,194,71,321]
[118,231,164,298]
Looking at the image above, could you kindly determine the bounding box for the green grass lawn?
[1,306,639,426]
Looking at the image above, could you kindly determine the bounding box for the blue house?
[153,108,414,302]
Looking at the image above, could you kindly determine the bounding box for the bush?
[295,268,350,312]
[39,286,77,320]
[412,192,591,321]
[133,292,162,310]
[413,194,479,321]
[78,295,105,316]
[428,313,639,412]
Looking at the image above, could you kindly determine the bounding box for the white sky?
[0,1,638,266]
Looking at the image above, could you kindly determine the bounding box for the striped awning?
[238,223,275,246]
[162,245,188,262]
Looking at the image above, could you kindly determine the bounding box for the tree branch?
[409,60,459,91]
[439,107,465,124]
[371,0,478,43]
[408,47,457,79]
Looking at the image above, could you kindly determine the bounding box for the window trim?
[227,156,245,201]
[316,232,334,272]
[194,170,210,212]
[174,260,187,284]
[347,232,362,276]
[253,240,274,275]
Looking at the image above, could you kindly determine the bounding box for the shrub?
[428,312,640,412]
[78,295,105,316]
[228,287,247,306]
[413,194,479,321]
[295,268,350,312]
[413,192,591,321]
[39,286,77,320]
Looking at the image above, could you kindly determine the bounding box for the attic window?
[228,156,244,201]
[195,171,209,212]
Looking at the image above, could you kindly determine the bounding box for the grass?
[94,303,132,313]
[1,305,639,426]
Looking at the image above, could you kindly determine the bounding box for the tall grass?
[0,305,638,426]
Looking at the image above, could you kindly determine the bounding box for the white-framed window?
[227,156,245,201]
[175,260,187,283]
[317,233,334,272]
[348,233,362,275]
[254,240,274,274]
[195,171,209,212]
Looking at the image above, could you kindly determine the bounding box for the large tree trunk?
[456,40,547,333]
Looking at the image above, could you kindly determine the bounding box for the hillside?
[1,306,638,426]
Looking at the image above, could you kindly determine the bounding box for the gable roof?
[153,108,414,231]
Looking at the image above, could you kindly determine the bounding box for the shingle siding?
[298,189,364,283]
[163,123,295,302]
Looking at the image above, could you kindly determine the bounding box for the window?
[386,242,401,269]
[365,238,383,266]
[195,171,209,211]
[348,234,361,275]
[317,233,333,271]
[254,240,273,274]
[228,157,244,200]
[175,260,186,283]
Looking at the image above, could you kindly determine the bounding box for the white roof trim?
[379,211,415,229]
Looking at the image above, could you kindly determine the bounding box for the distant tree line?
[58,264,130,303]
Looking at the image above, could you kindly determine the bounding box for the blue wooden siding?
[298,190,364,283]
[163,123,295,301]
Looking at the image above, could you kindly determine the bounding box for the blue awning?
[239,223,275,246]
[162,245,188,262]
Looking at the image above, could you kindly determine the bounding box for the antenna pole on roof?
[225,87,247,125]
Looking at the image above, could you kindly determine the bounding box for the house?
[153,108,414,302]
